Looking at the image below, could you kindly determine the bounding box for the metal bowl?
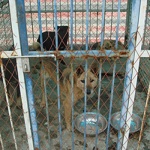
[111,112,142,133]
[74,112,107,135]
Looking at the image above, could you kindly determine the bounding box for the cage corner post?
[9,0,40,149]
[117,0,147,149]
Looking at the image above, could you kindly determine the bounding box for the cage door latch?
[22,58,30,72]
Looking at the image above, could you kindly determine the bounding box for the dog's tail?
[62,68,72,85]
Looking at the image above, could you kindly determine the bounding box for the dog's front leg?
[63,100,72,131]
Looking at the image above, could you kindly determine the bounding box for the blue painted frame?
[16,0,40,149]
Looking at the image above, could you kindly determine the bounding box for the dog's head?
[75,64,98,96]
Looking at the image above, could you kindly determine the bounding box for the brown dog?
[32,42,98,130]
[43,58,98,130]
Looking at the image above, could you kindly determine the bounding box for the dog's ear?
[90,63,99,76]
[75,65,84,76]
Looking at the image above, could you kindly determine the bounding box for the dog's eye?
[81,80,85,83]
[90,79,94,82]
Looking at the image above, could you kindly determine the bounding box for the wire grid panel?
[0,57,30,149]
[139,0,150,91]
[28,57,127,149]
[25,0,128,46]
[0,1,29,150]
[0,1,13,49]
[0,1,34,150]
[142,0,150,50]
[0,0,149,150]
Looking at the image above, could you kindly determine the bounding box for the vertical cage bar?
[115,0,121,48]
[83,0,90,148]
[117,0,147,149]
[110,0,114,39]
[16,0,28,55]
[44,0,48,30]
[124,0,132,45]
[83,59,88,149]
[38,0,51,147]
[37,0,44,51]
[106,61,117,150]
[1,64,18,150]
[70,0,73,50]
[96,0,99,42]
[39,0,51,147]
[67,0,69,27]
[75,1,77,44]
[94,60,103,149]
[43,69,51,149]
[29,1,35,43]
[25,74,40,149]
[56,60,63,149]
[70,1,75,149]
[117,0,140,148]
[54,0,63,148]
[89,0,91,44]
[82,0,84,45]
[9,0,34,149]
[142,2,149,50]
[100,0,106,46]
[16,0,40,149]
[85,0,89,51]
[71,63,75,150]
[53,0,58,49]
[59,0,62,24]
[137,83,150,149]
[119,1,147,149]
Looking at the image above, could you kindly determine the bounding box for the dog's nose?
[86,89,91,95]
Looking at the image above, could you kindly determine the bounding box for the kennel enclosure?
[0,0,150,150]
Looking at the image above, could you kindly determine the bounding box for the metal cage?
[0,0,150,150]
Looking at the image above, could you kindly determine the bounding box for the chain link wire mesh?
[0,0,149,150]
[0,0,13,49]
[0,58,29,149]
[137,1,150,149]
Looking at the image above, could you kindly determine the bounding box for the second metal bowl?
[111,112,142,133]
